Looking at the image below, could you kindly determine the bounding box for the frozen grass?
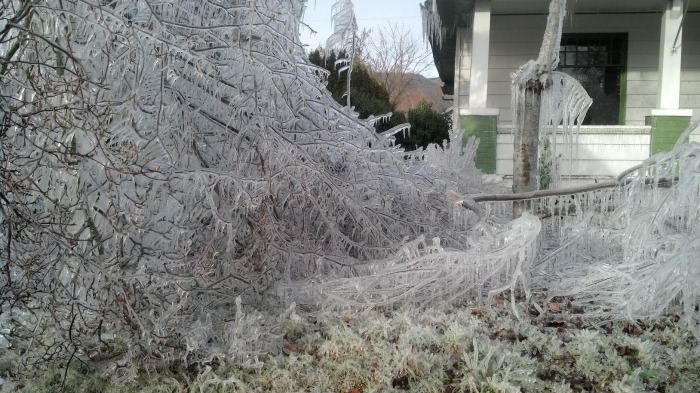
[4,299,698,393]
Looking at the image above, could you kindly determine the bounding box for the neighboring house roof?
[424,0,699,95]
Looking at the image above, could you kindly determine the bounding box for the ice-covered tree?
[511,0,591,201]
[0,0,485,366]
[327,0,359,107]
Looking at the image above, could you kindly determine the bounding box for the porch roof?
[424,0,475,95]
[490,0,681,14]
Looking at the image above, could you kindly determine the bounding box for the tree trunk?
[512,80,543,217]
[347,33,355,107]
[510,0,567,218]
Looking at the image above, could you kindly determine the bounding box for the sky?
[299,0,439,78]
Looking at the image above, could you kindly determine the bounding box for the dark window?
[559,33,628,125]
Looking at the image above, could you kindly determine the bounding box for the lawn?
[5,298,698,393]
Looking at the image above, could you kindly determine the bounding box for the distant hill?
[393,74,451,113]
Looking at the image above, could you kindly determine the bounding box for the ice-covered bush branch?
[0,0,484,366]
[467,122,700,337]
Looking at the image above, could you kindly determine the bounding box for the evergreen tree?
[309,49,392,119]
[395,100,451,151]
[308,49,449,150]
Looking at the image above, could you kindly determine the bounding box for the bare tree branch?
[365,23,432,106]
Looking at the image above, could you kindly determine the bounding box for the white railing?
[496,125,652,183]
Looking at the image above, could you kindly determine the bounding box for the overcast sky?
[299,0,439,78]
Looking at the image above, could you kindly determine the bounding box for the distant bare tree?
[365,23,433,106]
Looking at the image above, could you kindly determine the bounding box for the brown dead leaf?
[623,323,643,336]
[283,343,305,354]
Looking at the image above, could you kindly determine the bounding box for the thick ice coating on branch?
[280,212,541,317]
[535,0,566,75]
[511,0,591,188]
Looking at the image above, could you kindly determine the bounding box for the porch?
[426,0,699,178]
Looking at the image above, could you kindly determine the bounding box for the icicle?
[421,0,444,48]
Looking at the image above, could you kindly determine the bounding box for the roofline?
[422,0,475,95]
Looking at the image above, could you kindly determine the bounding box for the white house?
[424,0,699,181]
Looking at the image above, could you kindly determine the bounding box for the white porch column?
[453,27,467,128]
[657,0,684,110]
[649,0,692,155]
[468,0,491,109]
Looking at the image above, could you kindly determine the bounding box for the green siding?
[461,115,498,174]
[646,115,691,155]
